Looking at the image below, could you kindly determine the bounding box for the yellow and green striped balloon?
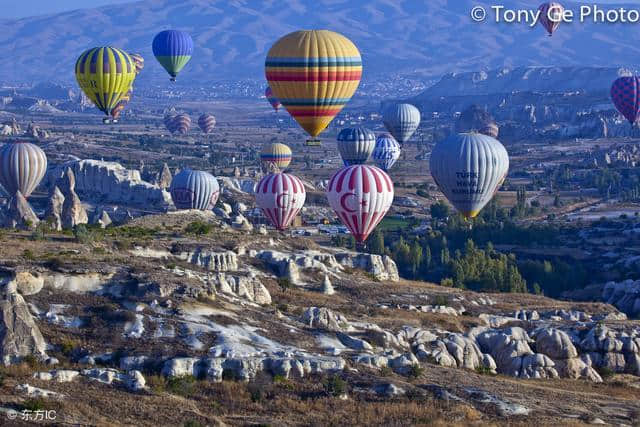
[265,30,362,138]
[75,47,137,118]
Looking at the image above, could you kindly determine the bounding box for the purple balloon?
[611,76,640,125]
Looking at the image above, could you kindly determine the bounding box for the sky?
[0,0,133,19]
[1,0,640,19]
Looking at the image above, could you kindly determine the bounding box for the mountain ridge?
[2,0,640,84]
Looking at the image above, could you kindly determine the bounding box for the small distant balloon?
[260,143,292,172]
[382,103,421,145]
[198,114,216,134]
[538,2,564,36]
[0,141,47,198]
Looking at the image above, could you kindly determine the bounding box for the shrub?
[22,249,35,260]
[475,366,494,375]
[185,221,213,236]
[277,278,292,292]
[323,374,346,397]
[59,339,77,356]
[146,375,166,393]
[407,364,424,379]
[440,278,454,287]
[21,399,46,411]
[74,224,93,244]
[432,295,449,306]
[166,375,198,397]
[184,421,202,427]
[597,366,615,379]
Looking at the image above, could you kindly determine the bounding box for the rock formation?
[158,163,172,189]
[60,168,88,229]
[0,280,47,365]
[44,186,64,231]
[2,191,39,229]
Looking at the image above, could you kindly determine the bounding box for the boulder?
[12,272,44,296]
[535,328,578,359]
[335,253,399,282]
[302,307,350,332]
[176,249,238,272]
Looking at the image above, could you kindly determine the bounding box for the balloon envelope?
[75,47,136,117]
[198,114,216,134]
[326,165,394,243]
[265,30,362,138]
[129,53,145,74]
[170,169,219,210]
[611,76,640,125]
[255,172,306,230]
[430,133,509,218]
[265,86,281,112]
[372,133,400,171]
[337,127,375,166]
[538,2,564,36]
[0,141,47,198]
[152,30,193,81]
[173,114,191,134]
[260,143,292,172]
[382,103,420,144]
[455,105,499,138]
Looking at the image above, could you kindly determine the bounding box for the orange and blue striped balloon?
[265,30,362,138]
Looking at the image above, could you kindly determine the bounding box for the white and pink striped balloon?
[255,172,306,231]
[326,165,394,243]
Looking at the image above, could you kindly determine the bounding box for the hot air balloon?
[611,76,640,126]
[260,143,292,172]
[169,169,219,210]
[198,114,216,134]
[0,141,47,198]
[129,53,145,74]
[164,114,177,133]
[538,2,564,36]
[455,105,499,138]
[382,103,421,145]
[337,127,375,166]
[255,172,306,231]
[152,30,193,81]
[265,30,362,144]
[265,86,281,112]
[430,133,509,219]
[110,90,131,122]
[372,133,401,171]
[173,114,191,134]
[75,47,137,123]
[327,165,394,243]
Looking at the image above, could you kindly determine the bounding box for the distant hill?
[2,0,640,84]
[414,66,631,99]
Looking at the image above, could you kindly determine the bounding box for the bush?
[184,221,213,236]
[475,366,494,375]
[166,375,198,397]
[597,366,615,379]
[277,278,292,292]
[323,374,347,397]
[432,295,449,306]
[21,399,46,411]
[22,249,35,260]
[440,278,454,287]
[59,339,77,356]
[407,364,424,379]
[74,224,94,244]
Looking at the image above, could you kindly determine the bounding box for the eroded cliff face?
[48,160,172,210]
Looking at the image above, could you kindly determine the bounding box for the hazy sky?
[0,0,133,19]
[1,0,640,19]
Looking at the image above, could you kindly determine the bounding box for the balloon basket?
[170,77,176,82]
[102,118,111,124]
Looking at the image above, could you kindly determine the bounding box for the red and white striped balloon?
[326,165,394,243]
[255,172,306,231]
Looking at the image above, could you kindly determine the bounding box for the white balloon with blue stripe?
[337,126,375,166]
[372,133,400,171]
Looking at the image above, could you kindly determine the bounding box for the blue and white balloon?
[169,169,220,210]
[337,127,375,166]
[372,133,400,171]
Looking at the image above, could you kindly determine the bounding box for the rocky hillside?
[0,211,639,425]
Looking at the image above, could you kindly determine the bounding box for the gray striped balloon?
[337,127,375,166]
[382,103,420,145]
[429,132,509,218]
[372,133,400,171]
[169,169,220,210]
[0,141,47,198]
